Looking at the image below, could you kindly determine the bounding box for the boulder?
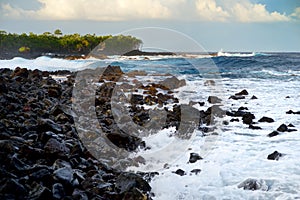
[208,96,222,104]
[235,89,249,96]
[258,117,274,123]
[189,153,203,163]
[267,151,282,160]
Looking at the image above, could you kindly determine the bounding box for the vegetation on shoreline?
[0,30,143,58]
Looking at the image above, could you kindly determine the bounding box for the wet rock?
[286,110,300,114]
[208,96,222,104]
[100,65,124,81]
[267,151,282,160]
[173,169,186,176]
[237,178,268,191]
[131,94,144,105]
[267,131,279,137]
[27,182,52,200]
[288,123,295,127]
[277,124,288,132]
[258,116,274,123]
[189,153,203,163]
[235,89,249,96]
[122,187,148,200]
[0,178,27,196]
[106,132,143,151]
[229,95,245,100]
[251,95,258,99]
[44,138,70,157]
[38,118,62,133]
[52,183,65,199]
[238,106,248,111]
[30,168,52,182]
[48,85,62,98]
[53,167,73,184]
[190,169,201,175]
[0,140,15,154]
[72,188,88,200]
[249,125,262,130]
[159,76,186,90]
[230,118,239,122]
[115,172,151,193]
[242,113,255,125]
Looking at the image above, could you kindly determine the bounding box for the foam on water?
[1,54,300,199]
[145,78,300,199]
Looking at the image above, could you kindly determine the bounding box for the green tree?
[54,29,62,36]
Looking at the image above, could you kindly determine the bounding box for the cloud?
[1,0,171,21]
[195,0,229,21]
[291,7,300,19]
[195,0,290,22]
[230,1,290,22]
[1,0,292,22]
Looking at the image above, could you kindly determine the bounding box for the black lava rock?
[189,153,203,163]
[267,151,282,160]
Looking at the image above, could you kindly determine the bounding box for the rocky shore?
[1,65,297,199]
[0,65,219,199]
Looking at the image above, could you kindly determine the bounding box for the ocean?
[1,52,300,199]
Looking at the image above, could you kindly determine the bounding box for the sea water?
[1,52,300,199]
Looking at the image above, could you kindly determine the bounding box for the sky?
[0,0,300,52]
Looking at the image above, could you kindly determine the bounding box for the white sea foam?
[1,57,299,199]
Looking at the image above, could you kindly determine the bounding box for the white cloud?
[1,0,171,21]
[195,0,229,21]
[230,1,290,22]
[291,7,300,19]
[1,0,293,23]
[195,0,290,22]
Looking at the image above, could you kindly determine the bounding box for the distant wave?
[217,51,269,57]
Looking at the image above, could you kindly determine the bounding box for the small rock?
[267,151,282,160]
[44,138,70,157]
[238,178,268,191]
[242,113,255,125]
[238,106,248,111]
[72,189,88,200]
[230,118,239,122]
[115,172,151,193]
[52,183,65,199]
[267,131,279,137]
[258,117,274,123]
[173,169,186,176]
[190,169,201,175]
[251,95,258,99]
[208,96,222,104]
[288,123,295,127]
[229,95,245,100]
[235,89,249,96]
[159,76,186,90]
[189,153,203,163]
[53,167,73,184]
[249,125,262,130]
[277,124,288,132]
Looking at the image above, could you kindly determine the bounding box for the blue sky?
[0,0,299,52]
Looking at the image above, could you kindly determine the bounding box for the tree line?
[0,29,143,57]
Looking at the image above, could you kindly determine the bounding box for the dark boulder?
[189,153,203,163]
[229,95,245,100]
[208,96,222,104]
[159,76,186,90]
[267,151,282,160]
[249,125,262,130]
[267,131,279,137]
[258,116,274,123]
[277,124,288,132]
[173,169,186,176]
[235,89,249,96]
[242,113,255,125]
